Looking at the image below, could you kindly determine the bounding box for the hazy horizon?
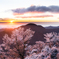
[0,22,59,29]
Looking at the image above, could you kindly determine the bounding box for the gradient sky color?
[0,0,59,27]
[0,0,59,11]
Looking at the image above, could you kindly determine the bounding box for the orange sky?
[0,11,59,22]
[0,18,59,22]
[0,0,59,23]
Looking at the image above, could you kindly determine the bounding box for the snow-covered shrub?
[25,32,59,59]
[25,41,45,56]
[44,32,59,43]
[0,28,59,59]
[0,28,35,59]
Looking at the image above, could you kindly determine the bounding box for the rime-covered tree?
[24,32,59,59]
[44,32,59,42]
[0,28,35,59]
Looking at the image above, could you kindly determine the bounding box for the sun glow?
[10,21,13,23]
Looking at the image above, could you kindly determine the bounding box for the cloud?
[0,18,3,20]
[0,18,8,21]
[12,5,59,14]
[15,15,53,18]
[12,8,27,14]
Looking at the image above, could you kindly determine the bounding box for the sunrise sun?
[10,21,13,23]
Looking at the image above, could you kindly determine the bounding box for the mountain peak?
[26,23,45,29]
[26,23,37,26]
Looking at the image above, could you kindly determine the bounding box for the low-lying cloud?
[15,15,53,18]
[12,6,59,14]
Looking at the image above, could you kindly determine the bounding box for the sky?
[0,0,59,28]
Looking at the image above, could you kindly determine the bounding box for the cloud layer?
[15,15,53,18]
[12,6,59,14]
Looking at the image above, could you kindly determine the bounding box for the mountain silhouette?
[20,23,46,44]
[45,26,59,29]
[0,23,59,45]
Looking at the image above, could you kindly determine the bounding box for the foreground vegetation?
[0,28,59,59]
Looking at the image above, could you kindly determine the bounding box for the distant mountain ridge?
[45,26,59,29]
[0,23,59,45]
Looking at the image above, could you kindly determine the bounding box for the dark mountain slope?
[0,23,59,45]
[20,23,46,44]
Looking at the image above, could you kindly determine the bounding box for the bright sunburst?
[10,21,13,23]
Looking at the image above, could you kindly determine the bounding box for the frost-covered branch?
[0,28,35,59]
